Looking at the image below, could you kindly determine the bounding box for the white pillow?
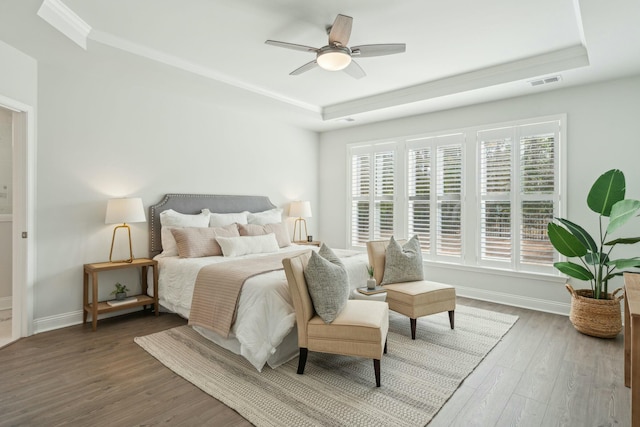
[246,208,283,225]
[159,209,210,256]
[207,210,248,227]
[216,234,280,257]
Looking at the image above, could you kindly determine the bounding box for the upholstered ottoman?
[383,280,456,339]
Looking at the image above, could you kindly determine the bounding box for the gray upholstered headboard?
[148,194,277,258]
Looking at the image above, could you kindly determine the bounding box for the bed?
[148,194,369,371]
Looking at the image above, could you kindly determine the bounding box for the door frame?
[0,94,35,340]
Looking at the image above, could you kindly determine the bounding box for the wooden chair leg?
[384,339,388,354]
[448,310,455,329]
[297,348,308,374]
[373,359,381,387]
[410,318,417,339]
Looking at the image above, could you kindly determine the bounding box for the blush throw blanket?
[188,250,309,338]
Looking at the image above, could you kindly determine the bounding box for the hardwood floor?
[0,298,630,426]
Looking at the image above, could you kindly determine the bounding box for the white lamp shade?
[289,201,312,218]
[105,197,146,224]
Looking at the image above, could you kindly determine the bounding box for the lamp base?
[292,218,308,243]
[110,224,134,263]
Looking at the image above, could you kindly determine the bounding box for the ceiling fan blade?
[343,60,366,79]
[351,43,406,57]
[329,14,353,46]
[290,60,318,76]
[265,40,318,53]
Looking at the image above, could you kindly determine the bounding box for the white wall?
[27,42,318,330]
[319,75,640,314]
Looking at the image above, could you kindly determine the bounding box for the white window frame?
[346,114,566,277]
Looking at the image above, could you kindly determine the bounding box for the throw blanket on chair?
[188,250,310,338]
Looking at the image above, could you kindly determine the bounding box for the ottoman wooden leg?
[410,318,417,339]
[374,359,381,387]
[448,310,455,329]
[297,348,308,374]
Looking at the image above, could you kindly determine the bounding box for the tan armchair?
[367,240,456,339]
[283,251,389,387]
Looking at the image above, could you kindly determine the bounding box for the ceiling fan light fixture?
[316,46,352,71]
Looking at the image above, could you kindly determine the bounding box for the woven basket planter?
[566,284,624,338]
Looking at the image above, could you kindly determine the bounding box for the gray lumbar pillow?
[381,235,424,285]
[303,244,350,324]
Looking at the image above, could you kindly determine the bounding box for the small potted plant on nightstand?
[367,266,376,290]
[111,283,130,301]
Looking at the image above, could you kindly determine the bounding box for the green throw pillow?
[303,244,350,323]
[381,235,424,285]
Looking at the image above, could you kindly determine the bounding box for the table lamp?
[290,200,312,242]
[105,197,146,263]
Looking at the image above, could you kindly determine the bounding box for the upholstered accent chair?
[282,251,389,387]
[367,239,456,340]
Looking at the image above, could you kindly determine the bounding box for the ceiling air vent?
[529,75,562,87]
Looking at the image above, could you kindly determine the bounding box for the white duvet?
[155,245,369,371]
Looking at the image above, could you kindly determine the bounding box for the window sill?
[422,259,567,284]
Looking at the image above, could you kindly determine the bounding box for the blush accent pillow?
[303,244,350,324]
[171,224,239,258]
[216,234,280,257]
[381,235,424,285]
[246,208,283,225]
[238,222,291,248]
[159,209,211,256]
[206,210,248,227]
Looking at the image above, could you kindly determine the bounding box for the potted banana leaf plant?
[547,169,640,338]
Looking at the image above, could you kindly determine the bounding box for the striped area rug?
[135,305,518,427]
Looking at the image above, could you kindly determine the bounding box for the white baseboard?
[31,287,571,334]
[33,306,144,334]
[455,285,571,316]
[0,296,11,311]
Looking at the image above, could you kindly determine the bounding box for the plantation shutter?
[350,152,370,246]
[519,122,558,266]
[479,128,513,262]
[437,144,463,256]
[373,150,395,240]
[408,146,431,251]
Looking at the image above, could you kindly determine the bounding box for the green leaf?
[547,223,588,257]
[587,169,626,216]
[607,199,640,234]
[604,236,640,245]
[554,262,594,280]
[608,257,640,269]
[556,218,598,255]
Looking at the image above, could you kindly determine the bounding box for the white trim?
[455,284,571,316]
[33,307,146,334]
[0,296,11,311]
[37,0,91,50]
[323,45,589,120]
[0,214,12,222]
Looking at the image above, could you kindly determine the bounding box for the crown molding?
[37,0,91,50]
[322,45,589,120]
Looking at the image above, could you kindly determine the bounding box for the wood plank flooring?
[0,298,631,426]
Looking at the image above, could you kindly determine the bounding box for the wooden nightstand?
[293,240,322,247]
[83,258,159,331]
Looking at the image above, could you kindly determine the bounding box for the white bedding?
[155,244,369,371]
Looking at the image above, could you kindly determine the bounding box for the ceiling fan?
[265,14,406,79]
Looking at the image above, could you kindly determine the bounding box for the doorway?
[0,95,35,346]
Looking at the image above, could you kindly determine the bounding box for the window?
[478,121,559,271]
[406,134,463,258]
[350,143,396,245]
[347,115,564,275]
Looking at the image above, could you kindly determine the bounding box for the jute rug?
[135,305,517,427]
